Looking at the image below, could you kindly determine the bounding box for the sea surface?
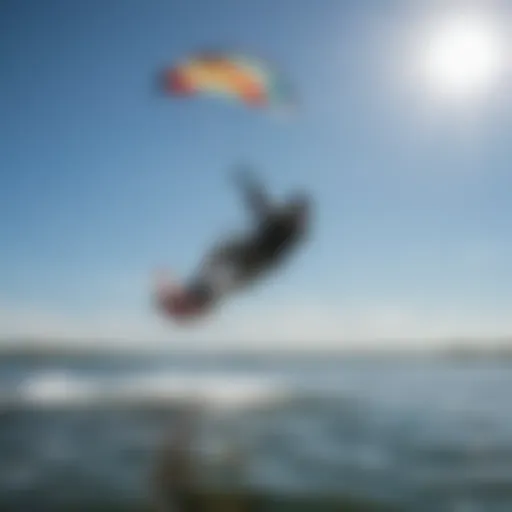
[1,349,512,511]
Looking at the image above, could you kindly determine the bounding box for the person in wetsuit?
[156,168,311,321]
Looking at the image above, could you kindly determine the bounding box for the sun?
[418,12,505,102]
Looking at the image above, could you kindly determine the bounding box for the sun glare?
[419,12,505,102]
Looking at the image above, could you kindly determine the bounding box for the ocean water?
[1,350,512,511]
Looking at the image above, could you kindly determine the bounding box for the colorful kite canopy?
[162,52,294,109]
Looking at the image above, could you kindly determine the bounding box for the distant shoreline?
[1,337,512,361]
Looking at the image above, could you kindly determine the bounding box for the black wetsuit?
[234,206,306,279]
[186,171,310,307]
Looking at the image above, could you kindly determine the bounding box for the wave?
[1,371,293,410]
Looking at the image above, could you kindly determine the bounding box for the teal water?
[1,351,511,511]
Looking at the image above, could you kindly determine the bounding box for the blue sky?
[1,0,512,347]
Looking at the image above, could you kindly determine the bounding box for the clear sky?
[2,0,512,348]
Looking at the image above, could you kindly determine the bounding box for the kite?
[161,52,295,110]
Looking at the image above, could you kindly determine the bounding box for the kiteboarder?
[154,167,311,322]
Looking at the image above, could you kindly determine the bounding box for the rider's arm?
[232,165,270,219]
